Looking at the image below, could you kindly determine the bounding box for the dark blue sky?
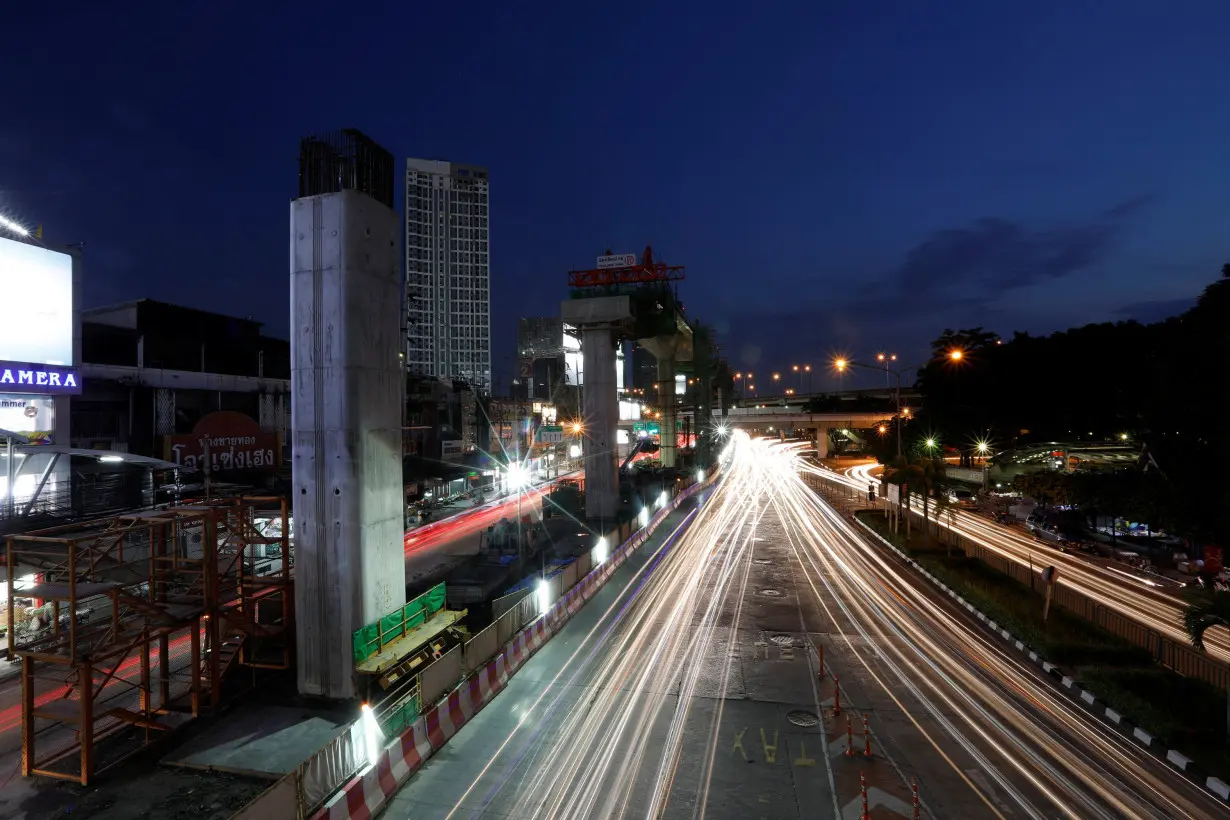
[4,2,1227,390]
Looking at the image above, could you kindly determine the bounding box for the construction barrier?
[306,467,719,820]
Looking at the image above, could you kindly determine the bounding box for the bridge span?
[720,406,893,457]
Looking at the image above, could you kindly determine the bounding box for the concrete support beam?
[561,296,634,524]
[290,190,406,700]
[656,356,677,468]
[815,426,831,459]
[581,327,619,521]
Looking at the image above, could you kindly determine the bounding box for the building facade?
[75,300,290,479]
[405,158,491,392]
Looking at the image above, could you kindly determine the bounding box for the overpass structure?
[561,247,695,520]
[721,405,894,457]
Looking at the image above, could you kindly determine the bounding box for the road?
[815,460,1230,663]
[383,434,1224,819]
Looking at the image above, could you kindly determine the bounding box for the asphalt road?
[380,434,1226,819]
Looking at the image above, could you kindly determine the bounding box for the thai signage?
[0,361,81,395]
[163,410,281,472]
[596,253,637,269]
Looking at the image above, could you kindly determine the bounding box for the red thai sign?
[163,411,282,472]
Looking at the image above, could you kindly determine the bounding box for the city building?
[405,158,491,392]
[75,299,291,478]
[628,342,657,396]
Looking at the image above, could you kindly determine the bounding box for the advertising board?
[163,411,281,472]
[596,253,637,269]
[0,394,55,445]
[0,236,73,366]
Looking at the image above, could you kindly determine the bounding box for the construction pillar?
[561,295,635,524]
[290,188,406,699]
[582,326,619,520]
[656,356,677,468]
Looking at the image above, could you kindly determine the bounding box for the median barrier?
[851,514,1230,810]
[308,467,720,820]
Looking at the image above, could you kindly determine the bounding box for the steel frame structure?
[5,496,293,785]
[567,262,685,289]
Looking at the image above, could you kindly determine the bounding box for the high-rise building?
[405,158,491,392]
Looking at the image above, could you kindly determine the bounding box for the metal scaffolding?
[5,495,293,784]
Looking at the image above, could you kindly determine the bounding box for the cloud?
[874,194,1154,310]
[1113,297,1194,324]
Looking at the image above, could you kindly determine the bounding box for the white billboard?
[0,236,73,366]
[596,253,637,269]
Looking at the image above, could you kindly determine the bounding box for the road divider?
[851,514,1230,808]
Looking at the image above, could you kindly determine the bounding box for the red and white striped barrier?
[320,717,433,820]
[315,470,721,819]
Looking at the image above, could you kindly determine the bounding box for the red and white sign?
[163,410,281,472]
[596,253,637,269]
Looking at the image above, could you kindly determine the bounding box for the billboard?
[0,236,73,366]
[0,394,55,445]
[163,411,281,472]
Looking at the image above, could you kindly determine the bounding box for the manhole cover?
[754,558,772,565]
[770,635,794,646]
[787,710,820,728]
[760,588,783,597]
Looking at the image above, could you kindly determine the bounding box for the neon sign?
[0,361,82,395]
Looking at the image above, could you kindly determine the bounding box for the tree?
[1183,590,1230,651]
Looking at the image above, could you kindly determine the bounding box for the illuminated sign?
[0,394,55,444]
[0,361,81,394]
[0,236,73,366]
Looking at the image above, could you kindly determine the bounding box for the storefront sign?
[0,361,81,395]
[163,410,281,472]
[0,394,55,444]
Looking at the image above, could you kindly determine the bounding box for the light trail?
[814,461,1230,662]
[428,437,1223,819]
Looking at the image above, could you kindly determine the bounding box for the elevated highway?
[719,405,894,457]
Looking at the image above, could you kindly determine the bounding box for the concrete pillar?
[581,326,619,521]
[656,356,677,468]
[561,295,635,524]
[290,189,406,699]
[815,426,831,458]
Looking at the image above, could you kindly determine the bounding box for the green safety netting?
[379,694,421,737]
[353,583,448,664]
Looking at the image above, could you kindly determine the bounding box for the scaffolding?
[5,495,293,784]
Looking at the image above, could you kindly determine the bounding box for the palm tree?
[1183,589,1230,651]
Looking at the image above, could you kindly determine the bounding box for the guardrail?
[230,466,719,820]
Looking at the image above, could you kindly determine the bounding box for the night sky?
[4,2,1228,390]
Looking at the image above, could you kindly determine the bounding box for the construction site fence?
[352,582,447,664]
[228,717,367,820]
[807,473,1230,692]
[233,464,718,820]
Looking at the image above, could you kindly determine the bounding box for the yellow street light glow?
[877,425,887,435]
[949,349,964,361]
[834,358,847,371]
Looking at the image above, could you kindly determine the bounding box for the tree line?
[876,267,1230,545]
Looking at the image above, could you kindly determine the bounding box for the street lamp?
[834,352,965,458]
